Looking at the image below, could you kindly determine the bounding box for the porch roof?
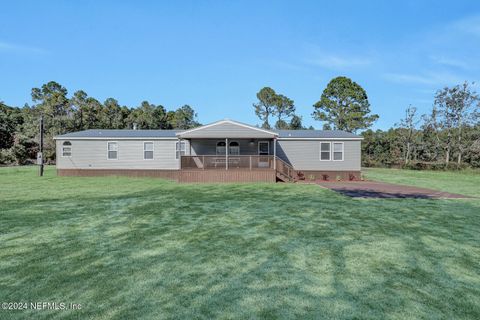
[176,119,278,139]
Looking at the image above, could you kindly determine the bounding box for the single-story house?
[54,119,362,183]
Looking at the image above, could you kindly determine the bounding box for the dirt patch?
[316,181,471,199]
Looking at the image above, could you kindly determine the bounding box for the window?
[144,142,154,160]
[62,141,72,157]
[333,142,344,161]
[229,141,240,155]
[176,141,186,159]
[320,142,331,161]
[216,141,226,155]
[107,142,118,160]
[258,141,269,155]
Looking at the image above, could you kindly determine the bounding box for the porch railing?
[180,155,274,170]
[275,156,297,182]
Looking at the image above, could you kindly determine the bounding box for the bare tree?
[395,105,419,165]
[434,82,479,165]
[421,106,442,162]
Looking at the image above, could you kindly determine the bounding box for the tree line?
[253,77,479,169]
[363,82,480,169]
[0,81,200,165]
[2,77,479,169]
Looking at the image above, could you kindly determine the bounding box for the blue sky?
[1,1,479,129]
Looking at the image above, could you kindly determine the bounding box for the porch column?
[273,137,277,170]
[225,138,228,170]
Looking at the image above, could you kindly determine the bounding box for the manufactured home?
[55,119,362,183]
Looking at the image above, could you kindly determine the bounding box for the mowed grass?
[0,166,479,319]
[364,167,480,198]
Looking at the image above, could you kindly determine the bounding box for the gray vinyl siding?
[190,139,273,155]
[276,140,361,171]
[56,139,188,170]
[179,122,275,139]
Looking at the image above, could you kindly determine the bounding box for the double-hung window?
[62,141,72,157]
[216,141,226,155]
[176,141,186,159]
[108,142,118,160]
[229,141,240,155]
[144,142,154,160]
[333,142,344,161]
[320,142,331,161]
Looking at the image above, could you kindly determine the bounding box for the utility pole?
[38,115,44,176]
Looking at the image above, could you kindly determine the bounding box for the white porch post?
[273,137,277,170]
[225,138,228,170]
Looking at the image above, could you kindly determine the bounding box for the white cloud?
[383,72,464,86]
[302,44,373,70]
[429,55,469,69]
[306,54,371,69]
[0,41,47,54]
[452,15,480,37]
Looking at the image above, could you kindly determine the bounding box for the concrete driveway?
[316,181,470,199]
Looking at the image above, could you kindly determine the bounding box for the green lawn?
[0,166,479,319]
[364,167,480,198]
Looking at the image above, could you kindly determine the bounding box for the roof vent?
[288,133,292,137]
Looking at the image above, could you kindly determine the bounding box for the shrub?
[0,148,15,165]
[403,161,470,171]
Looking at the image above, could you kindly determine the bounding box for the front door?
[258,141,270,168]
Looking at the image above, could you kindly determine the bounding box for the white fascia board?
[177,119,278,137]
[277,137,363,141]
[53,137,178,140]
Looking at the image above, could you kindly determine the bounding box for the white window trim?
[258,141,269,155]
[319,142,331,161]
[143,141,154,160]
[216,140,227,156]
[175,140,187,160]
[332,142,344,161]
[107,141,118,160]
[228,141,240,155]
[61,141,72,157]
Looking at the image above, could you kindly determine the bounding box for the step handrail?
[275,156,296,181]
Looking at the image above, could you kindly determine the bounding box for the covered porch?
[175,120,285,183]
[180,138,276,170]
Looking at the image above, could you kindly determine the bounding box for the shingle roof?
[273,130,361,139]
[55,127,362,139]
[56,129,182,138]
